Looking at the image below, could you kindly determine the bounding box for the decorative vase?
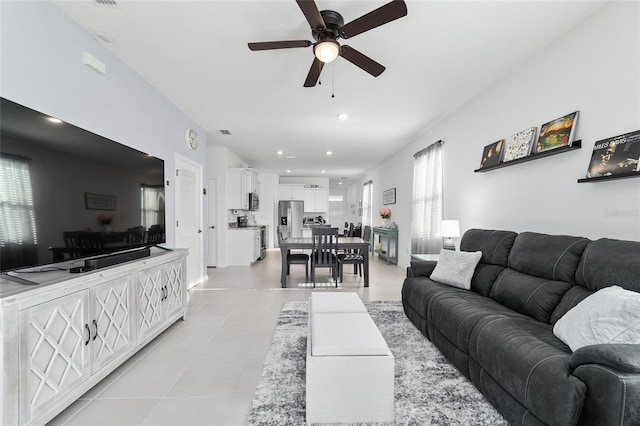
[102,223,112,235]
[383,218,390,228]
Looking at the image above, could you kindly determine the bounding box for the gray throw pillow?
[429,249,482,290]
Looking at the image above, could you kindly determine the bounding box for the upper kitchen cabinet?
[303,188,328,213]
[226,168,251,210]
[278,184,305,201]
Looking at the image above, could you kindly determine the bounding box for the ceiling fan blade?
[340,0,407,39]
[340,45,385,77]
[248,40,312,51]
[296,0,326,29]
[304,57,325,87]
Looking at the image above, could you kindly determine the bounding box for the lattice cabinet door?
[19,291,90,424]
[90,277,133,373]
[136,266,164,343]
[163,259,185,320]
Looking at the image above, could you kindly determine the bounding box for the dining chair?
[337,236,366,282]
[310,227,339,287]
[127,226,146,244]
[146,225,165,243]
[77,232,105,256]
[278,226,309,280]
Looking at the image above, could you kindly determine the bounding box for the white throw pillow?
[553,285,640,352]
[429,249,482,290]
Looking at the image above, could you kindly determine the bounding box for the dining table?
[278,236,370,287]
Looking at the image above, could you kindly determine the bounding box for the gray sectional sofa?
[402,229,640,425]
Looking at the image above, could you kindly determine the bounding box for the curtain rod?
[414,139,443,158]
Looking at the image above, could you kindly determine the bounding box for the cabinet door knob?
[85,324,91,345]
[92,319,98,341]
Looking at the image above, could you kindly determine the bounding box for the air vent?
[94,0,120,7]
[285,155,296,159]
[219,130,232,135]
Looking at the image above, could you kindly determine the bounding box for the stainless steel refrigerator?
[278,200,304,240]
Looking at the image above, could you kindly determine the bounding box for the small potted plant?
[98,213,113,234]
[379,208,391,228]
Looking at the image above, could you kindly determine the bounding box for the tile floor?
[48,249,407,425]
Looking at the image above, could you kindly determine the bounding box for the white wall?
[367,2,640,268]
[1,2,207,253]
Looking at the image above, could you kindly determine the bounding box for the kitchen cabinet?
[227,228,260,266]
[278,184,305,201]
[226,169,250,210]
[1,249,187,426]
[303,188,329,213]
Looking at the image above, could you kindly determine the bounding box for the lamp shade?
[314,39,340,63]
[440,220,460,238]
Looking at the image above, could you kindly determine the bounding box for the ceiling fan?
[248,0,408,87]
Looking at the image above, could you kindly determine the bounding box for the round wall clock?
[185,128,198,150]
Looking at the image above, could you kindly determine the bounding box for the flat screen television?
[0,97,166,273]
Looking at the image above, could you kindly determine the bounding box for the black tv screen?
[0,97,166,272]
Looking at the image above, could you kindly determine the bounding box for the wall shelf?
[577,171,640,183]
[474,140,582,173]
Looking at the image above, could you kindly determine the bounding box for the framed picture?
[503,127,537,162]
[586,130,640,178]
[383,188,396,205]
[479,139,504,168]
[534,111,579,154]
[85,193,116,210]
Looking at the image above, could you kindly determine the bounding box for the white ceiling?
[53,0,606,183]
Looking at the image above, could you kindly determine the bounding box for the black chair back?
[362,226,372,243]
[311,227,338,268]
[127,226,146,244]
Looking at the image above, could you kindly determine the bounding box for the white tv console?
[0,248,188,426]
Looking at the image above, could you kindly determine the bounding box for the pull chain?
[331,64,335,98]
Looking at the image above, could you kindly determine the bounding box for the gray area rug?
[247,300,508,425]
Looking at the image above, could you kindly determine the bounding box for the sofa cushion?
[460,229,518,267]
[490,269,573,324]
[553,285,640,351]
[549,285,592,325]
[426,289,526,354]
[508,232,590,283]
[575,238,640,293]
[429,249,482,290]
[469,316,586,425]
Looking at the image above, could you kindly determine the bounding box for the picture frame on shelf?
[533,111,579,154]
[85,193,116,210]
[382,188,396,205]
[479,139,504,169]
[586,130,640,178]
[502,127,537,162]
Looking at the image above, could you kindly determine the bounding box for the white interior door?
[207,177,217,267]
[175,154,203,288]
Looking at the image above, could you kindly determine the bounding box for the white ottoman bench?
[306,292,394,424]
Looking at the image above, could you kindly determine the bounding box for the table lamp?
[441,220,460,250]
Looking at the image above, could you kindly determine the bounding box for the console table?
[0,248,188,426]
[372,227,398,265]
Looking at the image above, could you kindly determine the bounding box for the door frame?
[174,153,204,288]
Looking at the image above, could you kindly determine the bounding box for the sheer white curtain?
[362,180,373,227]
[0,154,38,246]
[411,141,443,254]
[140,185,165,228]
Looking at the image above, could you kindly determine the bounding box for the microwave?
[249,192,259,211]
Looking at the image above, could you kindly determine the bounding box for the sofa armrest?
[408,260,437,278]
[570,343,640,373]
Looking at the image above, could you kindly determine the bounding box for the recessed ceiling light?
[276,150,283,155]
[326,151,332,156]
[286,169,292,173]
[285,155,296,159]
[339,182,342,185]
[46,117,63,124]
[337,113,348,120]
[321,170,326,173]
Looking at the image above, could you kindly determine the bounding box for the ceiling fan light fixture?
[314,39,340,63]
